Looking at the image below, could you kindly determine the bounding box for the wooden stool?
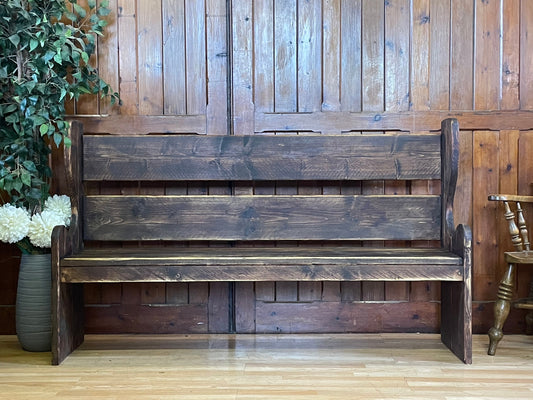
[487,195,533,355]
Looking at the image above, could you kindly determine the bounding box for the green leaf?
[8,34,20,47]
[21,172,32,187]
[53,132,63,147]
[22,160,37,173]
[30,39,39,51]
[73,4,87,18]
[39,124,49,135]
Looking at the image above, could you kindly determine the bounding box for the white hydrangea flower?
[44,194,72,226]
[0,204,31,244]
[28,210,66,248]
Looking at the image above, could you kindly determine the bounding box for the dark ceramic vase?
[16,253,52,352]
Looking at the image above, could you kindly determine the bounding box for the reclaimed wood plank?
[137,0,163,115]
[206,0,228,135]
[83,195,442,242]
[298,0,322,113]
[362,0,384,112]
[474,0,501,110]
[450,0,474,110]
[60,263,464,284]
[82,134,442,181]
[472,130,500,301]
[162,0,187,115]
[521,2,533,109]
[185,0,206,115]
[321,0,340,112]
[501,0,520,110]
[428,0,450,109]
[84,304,208,334]
[255,302,440,333]
[410,0,430,111]
[97,0,120,115]
[274,0,297,113]
[117,0,138,115]
[384,0,410,112]
[340,0,361,112]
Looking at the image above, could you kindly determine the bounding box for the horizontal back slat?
[83,195,441,241]
[83,134,442,181]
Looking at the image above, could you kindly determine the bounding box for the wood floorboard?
[1,334,533,399]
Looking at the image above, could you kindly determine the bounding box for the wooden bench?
[51,118,472,365]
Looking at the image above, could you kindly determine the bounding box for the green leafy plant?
[0,0,119,213]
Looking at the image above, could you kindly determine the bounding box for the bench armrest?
[451,223,472,261]
[51,212,82,260]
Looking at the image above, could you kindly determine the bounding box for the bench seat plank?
[62,247,463,266]
[60,247,464,282]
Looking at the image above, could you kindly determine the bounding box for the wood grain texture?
[82,195,441,241]
[82,134,442,181]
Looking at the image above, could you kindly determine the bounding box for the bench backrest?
[64,119,459,245]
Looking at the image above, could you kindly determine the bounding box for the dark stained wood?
[52,118,471,364]
[84,304,208,334]
[83,134,442,181]
[51,122,85,365]
[255,301,441,334]
[83,195,441,241]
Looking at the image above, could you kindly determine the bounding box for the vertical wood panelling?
[185,0,207,114]
[232,0,254,135]
[340,0,362,112]
[322,0,341,112]
[428,0,450,109]
[274,0,297,112]
[472,131,500,300]
[137,0,163,114]
[162,0,187,115]
[384,0,410,112]
[501,0,520,110]
[411,0,430,111]
[474,0,501,110]
[117,0,138,115]
[361,1,385,112]
[450,0,474,110]
[206,0,229,135]
[97,0,120,115]
[298,0,322,112]
[520,1,533,109]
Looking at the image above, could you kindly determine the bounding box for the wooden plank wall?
[2,0,533,335]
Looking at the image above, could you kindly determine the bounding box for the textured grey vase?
[16,253,52,352]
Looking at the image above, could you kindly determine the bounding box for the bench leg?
[441,280,473,364]
[487,263,515,356]
[52,280,84,365]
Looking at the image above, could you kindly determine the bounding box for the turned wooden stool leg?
[488,263,516,355]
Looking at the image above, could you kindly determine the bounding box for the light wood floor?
[1,333,533,399]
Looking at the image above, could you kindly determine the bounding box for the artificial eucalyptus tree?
[0,0,118,211]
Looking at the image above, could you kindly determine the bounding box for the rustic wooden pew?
[51,118,472,365]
